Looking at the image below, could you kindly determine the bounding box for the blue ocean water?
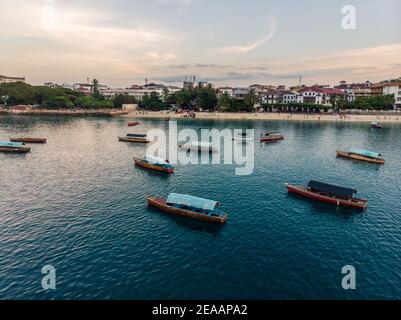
[1,115,401,300]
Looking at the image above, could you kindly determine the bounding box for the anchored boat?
[371,121,382,129]
[10,137,47,144]
[260,132,284,142]
[0,141,31,153]
[128,121,140,127]
[286,180,367,210]
[336,148,385,164]
[147,193,228,223]
[134,155,175,173]
[119,133,149,143]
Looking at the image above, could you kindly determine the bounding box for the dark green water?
[1,115,401,299]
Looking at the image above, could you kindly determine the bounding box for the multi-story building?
[217,87,234,97]
[296,87,324,105]
[232,88,249,100]
[0,74,25,84]
[382,82,401,108]
[279,91,297,104]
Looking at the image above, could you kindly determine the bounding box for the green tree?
[244,90,257,110]
[217,92,232,112]
[91,79,104,100]
[113,94,138,108]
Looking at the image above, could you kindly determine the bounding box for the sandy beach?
[126,111,401,123]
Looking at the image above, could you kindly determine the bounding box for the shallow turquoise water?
[1,115,401,300]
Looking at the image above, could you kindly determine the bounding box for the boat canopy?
[145,154,169,165]
[0,141,24,148]
[127,133,147,138]
[350,148,382,159]
[264,132,281,136]
[167,193,218,211]
[308,180,357,198]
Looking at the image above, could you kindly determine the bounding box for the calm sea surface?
[1,115,401,300]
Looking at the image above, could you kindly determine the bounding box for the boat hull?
[147,196,228,224]
[260,135,283,142]
[119,137,149,143]
[286,184,367,210]
[10,138,47,144]
[336,151,385,164]
[134,158,174,173]
[0,146,31,153]
[128,122,140,127]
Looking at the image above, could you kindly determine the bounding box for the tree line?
[0,81,137,109]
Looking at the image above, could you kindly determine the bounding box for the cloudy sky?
[0,0,400,87]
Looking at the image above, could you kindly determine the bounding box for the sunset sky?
[0,0,400,87]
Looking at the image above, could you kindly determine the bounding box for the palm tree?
[244,90,258,109]
[217,92,231,112]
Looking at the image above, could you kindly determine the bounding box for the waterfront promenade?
[126,111,401,123]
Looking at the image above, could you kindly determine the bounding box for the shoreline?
[125,111,401,123]
[0,108,129,117]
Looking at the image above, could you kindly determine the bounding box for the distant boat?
[371,122,382,129]
[10,137,47,144]
[179,141,216,153]
[233,132,253,142]
[146,193,228,223]
[286,180,367,210]
[119,133,149,143]
[134,155,175,173]
[260,132,284,142]
[0,141,31,153]
[336,148,385,165]
[128,121,140,127]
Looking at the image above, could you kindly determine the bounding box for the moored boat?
[128,121,140,127]
[286,180,367,210]
[371,121,382,129]
[260,132,284,142]
[134,155,175,173]
[10,137,47,144]
[147,193,228,223]
[0,141,31,153]
[336,148,385,164]
[119,133,149,143]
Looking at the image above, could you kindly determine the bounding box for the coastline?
[126,111,401,123]
[0,108,129,117]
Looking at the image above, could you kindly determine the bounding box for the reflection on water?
[1,116,401,300]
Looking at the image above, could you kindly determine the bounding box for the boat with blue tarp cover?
[336,148,385,164]
[134,155,175,173]
[0,141,31,153]
[146,193,228,223]
[119,133,149,143]
[286,180,367,209]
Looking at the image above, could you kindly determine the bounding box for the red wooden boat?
[10,137,47,144]
[147,194,228,224]
[286,181,367,210]
[260,132,284,143]
[128,121,140,127]
[134,157,174,174]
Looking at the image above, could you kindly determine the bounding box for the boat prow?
[134,157,175,173]
[336,150,385,165]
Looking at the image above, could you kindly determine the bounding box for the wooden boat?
[286,180,367,210]
[147,193,228,224]
[119,133,149,143]
[371,122,382,129]
[0,141,31,153]
[10,137,47,144]
[336,149,385,165]
[134,155,174,173]
[128,121,140,127]
[260,132,284,142]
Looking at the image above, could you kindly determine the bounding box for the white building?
[217,87,234,97]
[280,91,297,104]
[382,82,401,107]
[297,87,324,105]
[0,74,25,84]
